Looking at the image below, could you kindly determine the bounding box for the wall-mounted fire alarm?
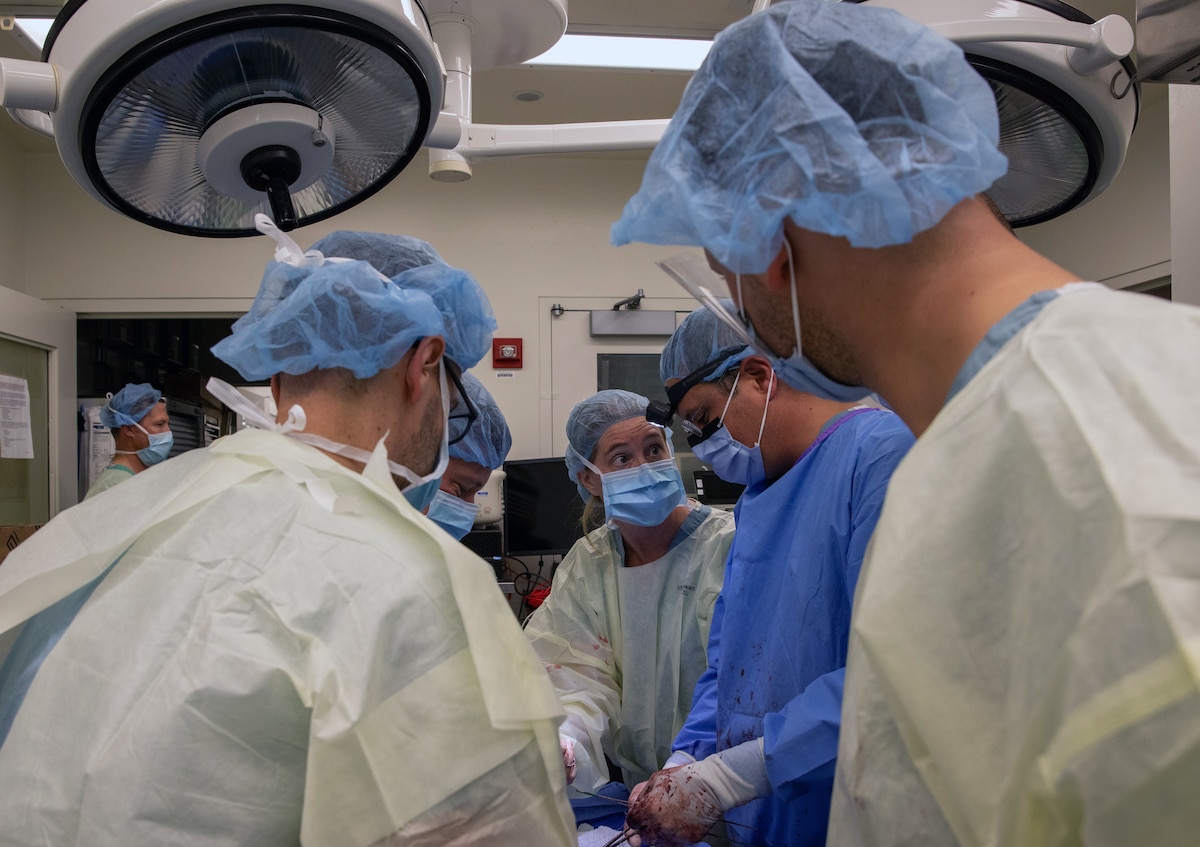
[492,337,523,369]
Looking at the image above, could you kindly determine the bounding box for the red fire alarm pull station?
[492,337,523,369]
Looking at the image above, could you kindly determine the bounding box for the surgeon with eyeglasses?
[426,371,512,540]
[0,219,576,847]
[622,304,911,847]
[523,389,734,810]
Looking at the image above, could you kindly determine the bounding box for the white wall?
[1170,86,1200,307]
[0,128,27,294]
[19,151,687,459]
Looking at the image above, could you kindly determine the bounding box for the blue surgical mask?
[691,369,770,487]
[402,477,442,512]
[583,455,687,527]
[116,423,173,466]
[762,334,868,402]
[427,489,480,540]
[137,430,174,466]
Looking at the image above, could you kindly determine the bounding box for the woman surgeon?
[524,390,734,803]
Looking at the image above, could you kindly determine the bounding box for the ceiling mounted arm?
[424,0,569,181]
[930,14,1134,75]
[445,119,669,162]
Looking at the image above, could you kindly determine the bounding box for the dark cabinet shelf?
[76,317,261,404]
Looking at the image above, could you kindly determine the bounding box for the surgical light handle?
[0,57,58,136]
[931,14,1135,75]
[447,119,670,160]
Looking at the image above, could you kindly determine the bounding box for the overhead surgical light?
[427,0,1140,227]
[853,0,1140,226]
[0,0,1143,235]
[0,0,453,235]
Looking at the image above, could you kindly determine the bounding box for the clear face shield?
[657,251,871,403]
[657,253,759,351]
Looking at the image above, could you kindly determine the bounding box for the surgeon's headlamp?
[645,344,747,429]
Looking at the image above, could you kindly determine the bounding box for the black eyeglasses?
[685,418,723,448]
[445,362,477,446]
[678,380,728,447]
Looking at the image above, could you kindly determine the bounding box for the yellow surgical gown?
[829,287,1200,847]
[0,428,575,847]
[524,505,733,791]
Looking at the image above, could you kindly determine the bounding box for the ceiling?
[0,0,1161,157]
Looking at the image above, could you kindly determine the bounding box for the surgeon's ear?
[578,468,602,499]
[760,242,793,295]
[741,356,776,395]
[404,336,447,404]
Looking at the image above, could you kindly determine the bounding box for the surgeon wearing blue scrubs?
[627,305,911,847]
[614,2,1200,846]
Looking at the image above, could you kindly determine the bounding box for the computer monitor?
[503,457,585,557]
[693,469,745,507]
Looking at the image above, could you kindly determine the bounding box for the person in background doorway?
[84,383,172,499]
[611,2,1200,845]
[426,371,512,540]
[623,303,911,847]
[0,216,575,847]
[524,390,734,807]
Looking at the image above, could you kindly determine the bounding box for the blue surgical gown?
[673,407,913,846]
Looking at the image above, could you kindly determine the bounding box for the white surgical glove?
[625,738,770,847]
[663,750,696,769]
[560,734,578,784]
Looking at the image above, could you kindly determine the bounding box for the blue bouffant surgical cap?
[661,300,752,384]
[212,219,496,381]
[565,389,650,501]
[611,0,1009,273]
[309,230,444,278]
[450,372,512,470]
[100,383,162,428]
[310,231,496,371]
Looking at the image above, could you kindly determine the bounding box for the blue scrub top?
[674,407,914,846]
[945,289,1060,403]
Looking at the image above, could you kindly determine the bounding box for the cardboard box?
[0,525,42,567]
